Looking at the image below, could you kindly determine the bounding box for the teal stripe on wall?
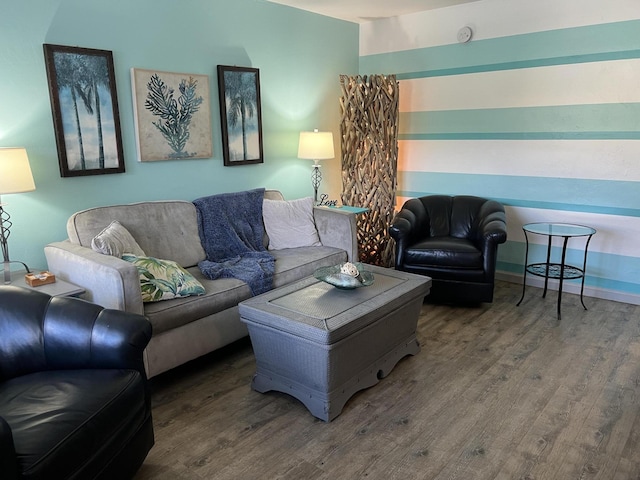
[399,104,640,138]
[497,245,640,296]
[497,260,640,296]
[360,19,640,78]
[399,132,640,140]
[396,50,640,80]
[398,190,640,217]
[397,173,640,215]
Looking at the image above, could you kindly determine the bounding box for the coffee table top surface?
[239,265,431,344]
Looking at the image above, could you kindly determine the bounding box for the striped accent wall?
[359,0,640,304]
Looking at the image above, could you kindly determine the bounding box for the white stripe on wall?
[395,195,640,259]
[398,140,640,181]
[504,206,640,258]
[399,59,640,112]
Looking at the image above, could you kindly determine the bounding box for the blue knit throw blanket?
[193,188,274,296]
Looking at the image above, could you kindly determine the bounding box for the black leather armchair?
[390,195,507,303]
[0,286,154,480]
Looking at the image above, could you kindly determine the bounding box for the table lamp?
[0,147,36,284]
[297,129,334,203]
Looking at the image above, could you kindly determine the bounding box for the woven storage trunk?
[239,265,431,421]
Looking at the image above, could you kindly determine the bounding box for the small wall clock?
[457,26,473,43]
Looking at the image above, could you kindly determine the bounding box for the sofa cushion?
[0,369,147,480]
[143,271,252,335]
[91,220,146,257]
[405,237,483,269]
[67,201,206,267]
[142,246,347,335]
[122,254,205,303]
[263,197,321,250]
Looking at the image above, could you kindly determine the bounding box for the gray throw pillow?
[91,220,146,257]
[262,197,321,250]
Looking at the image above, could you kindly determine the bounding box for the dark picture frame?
[43,44,125,177]
[217,65,264,166]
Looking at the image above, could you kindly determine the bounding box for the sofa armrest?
[44,241,143,315]
[313,207,358,262]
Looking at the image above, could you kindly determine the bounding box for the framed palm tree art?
[217,65,264,166]
[43,44,125,177]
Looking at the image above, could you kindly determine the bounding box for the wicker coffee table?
[238,265,431,421]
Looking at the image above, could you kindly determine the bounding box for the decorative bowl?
[313,262,374,289]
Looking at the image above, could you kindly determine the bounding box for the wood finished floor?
[134,281,640,480]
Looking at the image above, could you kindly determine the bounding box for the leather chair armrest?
[0,287,151,378]
[477,202,507,276]
[482,217,508,243]
[88,309,152,374]
[477,203,507,246]
[0,416,18,480]
[389,209,418,267]
[43,296,152,374]
[389,212,414,241]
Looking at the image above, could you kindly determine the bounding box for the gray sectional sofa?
[44,190,358,378]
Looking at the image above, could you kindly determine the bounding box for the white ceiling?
[266,0,481,24]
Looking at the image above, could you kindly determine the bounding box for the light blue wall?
[0,0,358,271]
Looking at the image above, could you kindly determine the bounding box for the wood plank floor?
[134,281,640,480]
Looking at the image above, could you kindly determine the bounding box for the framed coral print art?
[43,44,125,177]
[131,68,213,162]
[217,65,264,166]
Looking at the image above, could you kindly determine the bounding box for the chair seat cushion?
[0,369,147,480]
[405,237,482,269]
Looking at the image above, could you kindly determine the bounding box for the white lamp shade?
[297,130,335,160]
[0,148,36,195]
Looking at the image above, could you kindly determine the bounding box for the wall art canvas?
[217,65,264,166]
[43,44,125,177]
[131,68,212,162]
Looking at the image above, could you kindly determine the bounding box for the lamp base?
[1,203,31,284]
[2,260,31,285]
[312,163,322,204]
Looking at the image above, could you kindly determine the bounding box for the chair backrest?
[0,286,53,380]
[415,195,490,239]
[0,286,151,381]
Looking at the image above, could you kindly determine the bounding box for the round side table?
[516,222,596,320]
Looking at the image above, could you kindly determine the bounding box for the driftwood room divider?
[339,74,399,267]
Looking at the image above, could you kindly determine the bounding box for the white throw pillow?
[262,197,321,250]
[91,220,146,257]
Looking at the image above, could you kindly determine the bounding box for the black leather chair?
[0,286,154,480]
[390,195,507,303]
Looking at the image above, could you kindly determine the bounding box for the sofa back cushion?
[67,201,206,268]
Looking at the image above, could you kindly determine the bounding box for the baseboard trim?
[496,271,640,306]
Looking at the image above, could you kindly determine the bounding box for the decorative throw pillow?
[122,254,205,303]
[91,220,146,257]
[262,197,321,250]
